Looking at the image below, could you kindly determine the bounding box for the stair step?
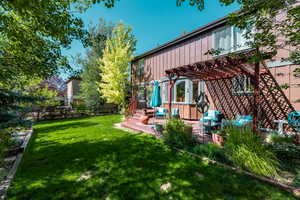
[121,121,155,134]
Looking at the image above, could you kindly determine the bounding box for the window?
[232,75,253,94]
[214,26,252,55]
[162,82,168,103]
[176,81,186,102]
[192,80,199,103]
[214,26,232,54]
[137,59,144,77]
[137,84,146,102]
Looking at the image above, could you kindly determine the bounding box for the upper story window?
[137,59,144,77]
[214,25,252,55]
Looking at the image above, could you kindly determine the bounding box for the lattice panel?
[258,65,295,132]
[205,79,254,119]
[206,64,295,132]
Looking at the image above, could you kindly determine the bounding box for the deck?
[121,109,212,143]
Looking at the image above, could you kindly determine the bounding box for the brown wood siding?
[131,18,300,119]
[141,32,213,81]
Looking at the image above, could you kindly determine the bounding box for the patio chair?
[222,115,253,128]
[155,107,168,119]
[171,108,180,118]
[199,110,223,133]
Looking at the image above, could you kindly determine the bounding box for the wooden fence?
[29,104,119,121]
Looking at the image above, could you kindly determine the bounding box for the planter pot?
[184,126,193,135]
[139,115,149,124]
[212,133,224,146]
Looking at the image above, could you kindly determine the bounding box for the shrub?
[0,129,13,163]
[224,126,279,177]
[162,118,196,149]
[269,134,294,144]
[268,143,300,160]
[192,143,231,164]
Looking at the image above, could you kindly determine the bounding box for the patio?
[121,109,212,143]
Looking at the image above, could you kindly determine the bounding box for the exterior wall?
[66,79,81,106]
[269,64,300,111]
[137,33,213,81]
[132,17,300,120]
[67,81,73,106]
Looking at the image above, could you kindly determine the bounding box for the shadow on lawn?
[7,121,297,200]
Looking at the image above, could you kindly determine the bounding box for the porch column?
[253,61,260,132]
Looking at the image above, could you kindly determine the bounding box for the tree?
[77,19,115,108]
[176,0,300,70]
[41,77,67,97]
[98,22,136,109]
[0,0,118,88]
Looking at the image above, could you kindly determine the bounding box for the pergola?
[165,51,295,132]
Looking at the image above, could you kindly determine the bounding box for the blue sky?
[63,0,239,69]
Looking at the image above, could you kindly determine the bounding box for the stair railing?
[125,96,138,118]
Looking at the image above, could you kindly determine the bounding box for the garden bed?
[150,118,300,197]
[0,129,32,199]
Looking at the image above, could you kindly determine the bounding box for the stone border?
[0,129,33,200]
[174,147,300,197]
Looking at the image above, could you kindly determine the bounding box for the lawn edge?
[173,147,300,198]
[0,129,33,200]
[115,123,300,197]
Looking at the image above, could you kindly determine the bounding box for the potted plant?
[139,109,149,124]
[212,130,224,146]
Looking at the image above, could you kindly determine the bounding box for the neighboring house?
[131,13,300,121]
[66,77,82,106]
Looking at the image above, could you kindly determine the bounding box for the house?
[66,77,82,106]
[130,13,300,130]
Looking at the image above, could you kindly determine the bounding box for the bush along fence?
[29,104,119,121]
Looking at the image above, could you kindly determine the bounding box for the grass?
[7,115,298,200]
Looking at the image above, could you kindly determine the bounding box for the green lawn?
[7,115,297,200]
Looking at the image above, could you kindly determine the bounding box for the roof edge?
[132,15,230,62]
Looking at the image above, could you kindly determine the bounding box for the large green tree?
[98,22,136,109]
[77,19,115,108]
[176,0,300,69]
[0,0,117,88]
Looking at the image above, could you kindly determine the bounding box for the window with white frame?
[162,82,169,103]
[137,59,144,77]
[175,81,186,103]
[214,25,252,55]
[232,75,253,94]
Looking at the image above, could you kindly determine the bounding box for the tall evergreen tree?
[77,19,115,108]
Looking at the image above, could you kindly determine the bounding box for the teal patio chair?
[155,107,168,119]
[171,108,180,118]
[199,110,224,133]
[222,115,253,128]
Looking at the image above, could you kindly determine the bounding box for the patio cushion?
[232,115,253,127]
[156,107,167,116]
[200,110,222,122]
[171,108,180,117]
